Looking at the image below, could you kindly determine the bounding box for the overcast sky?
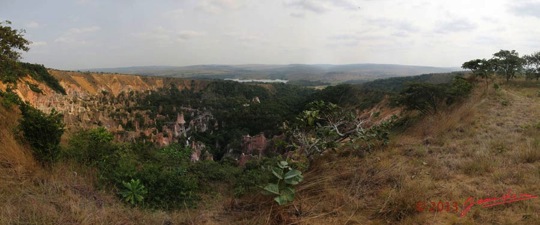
[1,0,539,70]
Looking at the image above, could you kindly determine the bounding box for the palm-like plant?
[119,179,147,206]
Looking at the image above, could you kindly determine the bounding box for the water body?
[224,78,288,83]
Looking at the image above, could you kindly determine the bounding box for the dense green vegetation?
[0,20,29,85]
[20,62,66,94]
[63,128,277,209]
[394,76,473,114]
[18,103,65,166]
[134,81,315,159]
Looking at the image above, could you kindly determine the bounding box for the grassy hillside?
[272,80,540,224]
[0,98,36,176]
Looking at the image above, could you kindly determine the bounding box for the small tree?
[462,58,496,86]
[397,83,446,114]
[0,20,30,84]
[491,50,525,82]
[523,52,540,81]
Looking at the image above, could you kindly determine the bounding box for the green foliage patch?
[20,63,66,94]
[18,103,65,166]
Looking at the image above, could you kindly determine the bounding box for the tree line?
[462,50,540,82]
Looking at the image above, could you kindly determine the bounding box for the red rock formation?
[242,133,267,157]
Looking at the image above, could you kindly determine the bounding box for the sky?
[1,0,540,70]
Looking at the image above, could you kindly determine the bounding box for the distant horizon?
[80,62,462,72]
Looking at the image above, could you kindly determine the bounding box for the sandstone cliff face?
[48,70,208,97]
[1,71,213,148]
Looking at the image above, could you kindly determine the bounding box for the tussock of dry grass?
[0,100,37,176]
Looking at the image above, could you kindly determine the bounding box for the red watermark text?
[416,189,538,217]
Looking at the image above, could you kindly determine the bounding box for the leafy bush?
[25,81,43,94]
[18,103,65,166]
[396,77,473,114]
[0,89,21,109]
[188,160,241,184]
[135,162,199,209]
[263,161,304,205]
[233,158,277,197]
[446,76,473,104]
[64,127,116,166]
[396,83,446,113]
[120,179,147,206]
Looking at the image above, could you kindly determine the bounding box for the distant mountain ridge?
[87,64,460,84]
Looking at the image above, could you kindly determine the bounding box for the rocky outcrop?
[241,133,267,157]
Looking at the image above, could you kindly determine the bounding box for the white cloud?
[289,12,305,18]
[510,1,540,19]
[29,41,47,47]
[133,27,172,41]
[435,18,476,33]
[54,26,101,45]
[286,1,329,13]
[226,32,265,42]
[177,30,205,40]
[135,28,205,42]
[25,21,40,28]
[285,0,358,13]
[197,0,245,13]
[67,26,101,35]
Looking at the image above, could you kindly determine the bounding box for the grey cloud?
[435,18,476,33]
[135,28,204,42]
[510,1,540,19]
[366,18,419,33]
[287,1,328,13]
[54,26,101,45]
[29,41,47,47]
[290,12,305,18]
[286,0,358,14]
[25,21,40,28]
[329,0,358,10]
[328,33,385,47]
[177,30,205,41]
[197,0,245,14]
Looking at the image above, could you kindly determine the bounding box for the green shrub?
[0,89,21,109]
[397,83,446,113]
[64,127,116,166]
[262,161,304,205]
[234,158,277,197]
[20,62,66,95]
[18,104,64,166]
[188,160,241,183]
[25,81,43,94]
[119,179,147,206]
[136,163,199,209]
[397,77,473,114]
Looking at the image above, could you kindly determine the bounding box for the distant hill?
[87,64,460,84]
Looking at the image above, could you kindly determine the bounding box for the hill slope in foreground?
[0,78,539,224]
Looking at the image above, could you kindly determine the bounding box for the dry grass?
[0,98,37,177]
[234,79,540,224]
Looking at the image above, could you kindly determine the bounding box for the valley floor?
[0,80,539,225]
